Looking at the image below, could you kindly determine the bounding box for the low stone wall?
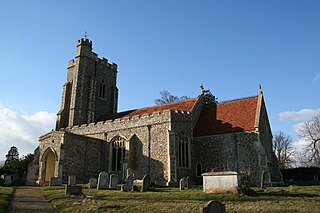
[202,171,240,193]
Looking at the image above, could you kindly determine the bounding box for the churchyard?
[40,185,320,213]
[0,186,13,213]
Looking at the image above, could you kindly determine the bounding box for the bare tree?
[154,90,189,105]
[298,113,320,166]
[273,131,294,170]
[295,151,311,168]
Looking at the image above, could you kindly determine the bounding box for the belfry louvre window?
[99,80,106,99]
[111,136,126,171]
[178,132,189,168]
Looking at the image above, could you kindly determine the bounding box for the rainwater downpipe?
[147,125,152,175]
[234,133,240,174]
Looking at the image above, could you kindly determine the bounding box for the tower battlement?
[77,38,92,47]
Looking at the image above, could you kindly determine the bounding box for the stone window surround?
[178,131,191,169]
[110,135,126,172]
[98,79,106,99]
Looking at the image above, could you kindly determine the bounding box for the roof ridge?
[218,95,258,104]
[131,97,198,110]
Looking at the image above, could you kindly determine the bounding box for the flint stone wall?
[63,110,178,185]
[193,132,263,185]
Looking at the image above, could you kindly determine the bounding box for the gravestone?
[260,171,266,189]
[68,175,76,185]
[141,174,150,192]
[201,201,226,213]
[127,168,133,177]
[109,174,118,189]
[121,174,134,192]
[179,177,187,190]
[88,178,97,189]
[65,185,82,196]
[126,174,134,191]
[97,172,109,190]
[49,177,62,186]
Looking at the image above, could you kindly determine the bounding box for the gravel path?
[7,186,58,213]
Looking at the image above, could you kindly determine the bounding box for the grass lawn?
[42,185,320,213]
[0,186,14,213]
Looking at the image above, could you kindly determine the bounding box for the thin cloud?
[279,109,320,121]
[293,122,305,134]
[314,73,320,81]
[0,104,55,161]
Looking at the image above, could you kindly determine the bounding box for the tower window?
[178,132,189,168]
[99,80,106,99]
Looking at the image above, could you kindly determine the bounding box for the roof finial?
[258,84,263,95]
[200,84,205,95]
[200,84,218,104]
[84,30,88,40]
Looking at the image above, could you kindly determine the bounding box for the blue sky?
[0,0,319,161]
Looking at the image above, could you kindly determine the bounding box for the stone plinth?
[202,171,240,193]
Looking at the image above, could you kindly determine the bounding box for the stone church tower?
[56,38,118,129]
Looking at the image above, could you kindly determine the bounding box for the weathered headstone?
[109,174,118,189]
[68,175,76,185]
[97,172,109,190]
[201,201,226,213]
[179,177,187,190]
[260,170,266,189]
[65,185,82,196]
[49,177,62,186]
[141,174,150,192]
[127,168,133,177]
[126,174,134,191]
[88,177,97,189]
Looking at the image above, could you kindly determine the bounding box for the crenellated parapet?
[62,108,193,136]
[75,38,117,71]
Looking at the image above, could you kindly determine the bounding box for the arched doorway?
[41,148,57,185]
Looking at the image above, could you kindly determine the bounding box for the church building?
[27,38,282,186]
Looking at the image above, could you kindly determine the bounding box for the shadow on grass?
[255,191,320,198]
[98,205,123,210]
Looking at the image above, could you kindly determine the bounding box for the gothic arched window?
[178,132,189,168]
[111,136,126,171]
[99,80,106,99]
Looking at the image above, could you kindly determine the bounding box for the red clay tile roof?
[97,97,199,122]
[194,96,258,136]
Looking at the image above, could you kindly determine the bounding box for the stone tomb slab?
[202,171,240,193]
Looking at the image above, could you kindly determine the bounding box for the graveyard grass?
[42,185,320,213]
[0,186,14,213]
